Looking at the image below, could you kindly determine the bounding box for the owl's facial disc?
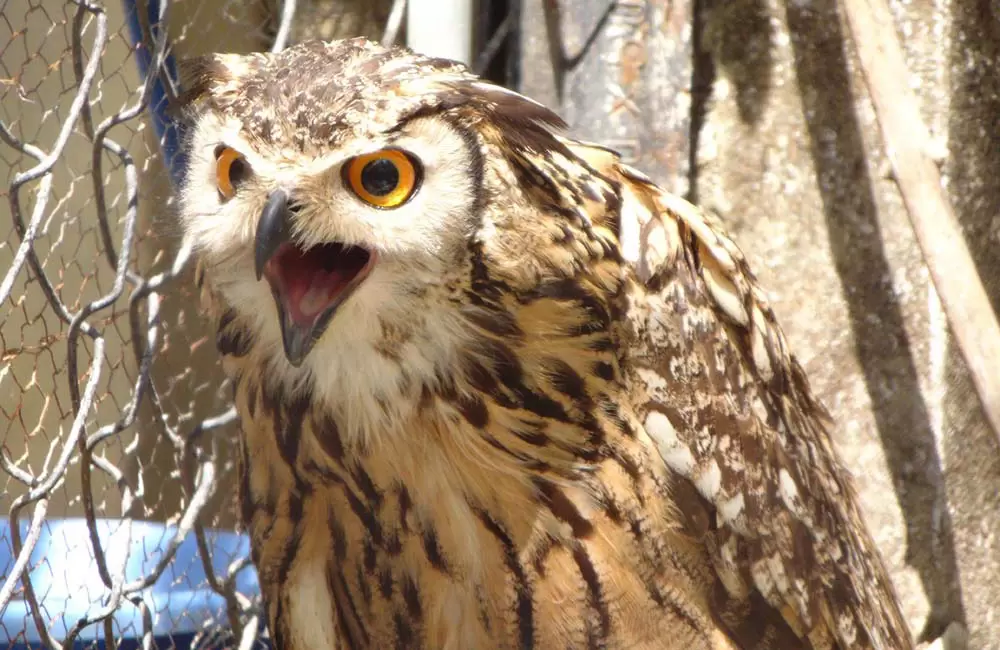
[254,189,376,366]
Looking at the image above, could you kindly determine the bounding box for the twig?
[473,10,513,75]
[271,0,297,53]
[841,0,1000,444]
[381,0,406,47]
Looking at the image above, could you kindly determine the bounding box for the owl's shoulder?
[601,156,912,649]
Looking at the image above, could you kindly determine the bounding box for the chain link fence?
[1,1,515,647]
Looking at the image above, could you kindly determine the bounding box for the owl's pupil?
[229,158,249,187]
[360,158,399,196]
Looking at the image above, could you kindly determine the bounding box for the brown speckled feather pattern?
[184,38,913,650]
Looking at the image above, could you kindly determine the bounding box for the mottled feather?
[180,38,913,650]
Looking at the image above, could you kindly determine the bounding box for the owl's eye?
[215,145,250,200]
[343,149,421,209]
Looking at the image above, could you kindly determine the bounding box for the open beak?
[254,189,294,281]
[253,189,377,367]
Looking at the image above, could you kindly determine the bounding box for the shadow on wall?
[691,0,973,641]
[941,1,1000,647]
[698,0,774,127]
[783,0,965,641]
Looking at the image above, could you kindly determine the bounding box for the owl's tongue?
[263,242,372,326]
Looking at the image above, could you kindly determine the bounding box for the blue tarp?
[0,519,261,649]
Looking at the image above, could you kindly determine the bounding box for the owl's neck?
[201,223,629,461]
[203,272,468,450]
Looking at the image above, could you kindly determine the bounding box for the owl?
[176,38,913,650]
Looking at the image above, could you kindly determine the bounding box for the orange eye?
[343,149,421,209]
[215,146,250,200]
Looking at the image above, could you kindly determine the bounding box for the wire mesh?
[0,1,516,647]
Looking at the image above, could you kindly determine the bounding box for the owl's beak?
[255,189,293,281]
[254,189,376,367]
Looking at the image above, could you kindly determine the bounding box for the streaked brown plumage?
[177,38,913,649]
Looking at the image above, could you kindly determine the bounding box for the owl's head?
[177,38,586,419]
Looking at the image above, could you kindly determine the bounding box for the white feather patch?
[287,560,340,650]
[644,410,696,476]
[693,459,723,502]
[717,491,745,528]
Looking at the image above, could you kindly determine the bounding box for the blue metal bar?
[123,0,185,185]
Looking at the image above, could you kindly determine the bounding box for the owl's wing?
[585,147,912,649]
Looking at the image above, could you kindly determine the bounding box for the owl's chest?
[236,393,544,648]
[276,479,518,650]
[227,332,720,649]
[235,394,720,649]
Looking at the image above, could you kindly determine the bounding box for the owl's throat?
[261,241,375,365]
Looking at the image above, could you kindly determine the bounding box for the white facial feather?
[181,112,483,445]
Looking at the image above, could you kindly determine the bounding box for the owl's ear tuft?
[175,55,224,109]
[175,54,245,109]
[473,84,567,132]
[443,81,572,159]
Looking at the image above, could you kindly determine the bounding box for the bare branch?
[841,0,1000,443]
